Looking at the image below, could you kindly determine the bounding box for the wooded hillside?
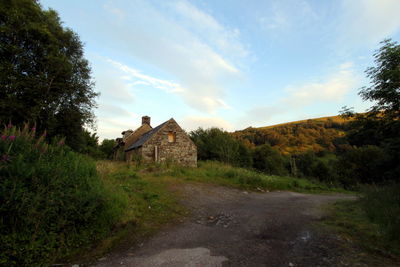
[233,116,352,155]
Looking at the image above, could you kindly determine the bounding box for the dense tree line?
[0,0,98,151]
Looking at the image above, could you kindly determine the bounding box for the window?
[168,131,176,143]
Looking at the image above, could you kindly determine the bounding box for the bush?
[336,145,388,185]
[0,125,124,266]
[295,151,317,177]
[252,144,288,176]
[361,184,400,247]
[189,127,253,168]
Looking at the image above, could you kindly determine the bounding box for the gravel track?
[94,183,356,267]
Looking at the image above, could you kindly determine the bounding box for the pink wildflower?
[31,127,36,131]
[1,135,6,141]
[8,135,15,141]
[1,154,10,162]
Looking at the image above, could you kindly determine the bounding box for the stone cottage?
[114,116,197,167]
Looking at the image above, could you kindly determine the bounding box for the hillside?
[233,115,352,155]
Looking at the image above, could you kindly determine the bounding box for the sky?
[40,0,400,140]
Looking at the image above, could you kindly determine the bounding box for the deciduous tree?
[0,0,98,150]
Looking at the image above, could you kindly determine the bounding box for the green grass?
[321,200,400,266]
[70,161,186,264]
[361,184,400,247]
[152,161,348,194]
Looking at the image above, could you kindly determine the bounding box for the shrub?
[295,151,316,177]
[0,125,124,266]
[361,184,400,247]
[252,144,288,176]
[189,127,253,168]
[336,145,388,185]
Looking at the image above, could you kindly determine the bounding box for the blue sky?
[41,0,400,140]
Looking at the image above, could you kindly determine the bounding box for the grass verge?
[69,161,186,265]
[321,200,400,266]
[147,161,349,194]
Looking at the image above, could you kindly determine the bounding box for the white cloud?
[97,102,134,118]
[103,2,125,21]
[181,116,233,131]
[108,59,184,93]
[174,0,222,32]
[95,103,139,140]
[259,14,288,30]
[283,61,356,106]
[93,65,135,104]
[258,0,318,31]
[173,0,248,58]
[340,0,400,45]
[241,63,357,127]
[100,0,244,113]
[132,81,150,86]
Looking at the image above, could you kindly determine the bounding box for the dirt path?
[94,183,356,267]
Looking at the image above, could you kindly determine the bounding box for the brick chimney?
[142,116,151,126]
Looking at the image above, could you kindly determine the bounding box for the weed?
[321,200,400,265]
[0,125,124,266]
[361,184,400,246]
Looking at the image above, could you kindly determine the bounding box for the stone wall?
[125,148,142,163]
[141,119,197,167]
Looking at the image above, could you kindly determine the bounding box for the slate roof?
[125,120,168,152]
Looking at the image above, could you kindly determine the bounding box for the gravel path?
[94,183,356,267]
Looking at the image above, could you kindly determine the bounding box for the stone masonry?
[119,116,197,167]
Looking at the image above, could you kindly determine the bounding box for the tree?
[0,0,98,150]
[252,144,288,176]
[336,145,387,185]
[340,39,400,182]
[190,128,240,164]
[100,139,117,159]
[359,39,400,119]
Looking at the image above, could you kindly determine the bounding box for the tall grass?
[73,161,185,263]
[0,125,124,266]
[361,184,400,249]
[151,161,347,193]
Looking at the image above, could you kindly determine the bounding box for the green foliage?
[252,144,288,175]
[361,184,400,247]
[294,152,339,185]
[63,131,116,160]
[0,125,123,266]
[336,146,388,185]
[99,139,117,159]
[84,161,184,263]
[236,142,253,168]
[189,128,252,167]
[322,200,400,265]
[0,0,98,150]
[342,39,400,184]
[79,130,104,158]
[97,161,183,226]
[164,161,345,193]
[360,39,400,119]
